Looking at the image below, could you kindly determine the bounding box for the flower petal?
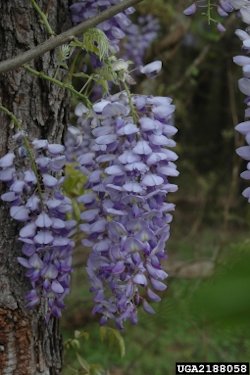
[142,174,164,187]
[123,182,144,193]
[43,174,58,187]
[10,206,29,221]
[0,153,15,168]
[0,168,15,182]
[236,146,250,160]
[20,222,37,238]
[34,230,53,245]
[105,165,124,176]
[1,191,17,202]
[143,300,155,314]
[51,280,64,294]
[95,134,117,145]
[133,273,147,286]
[35,212,52,228]
[133,140,152,155]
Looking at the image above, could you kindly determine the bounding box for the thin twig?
[30,0,55,36]
[0,0,142,74]
[168,45,210,93]
[23,64,91,104]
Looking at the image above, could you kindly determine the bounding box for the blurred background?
[63,1,250,373]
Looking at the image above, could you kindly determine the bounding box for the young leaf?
[74,330,89,340]
[100,327,126,358]
[82,28,110,60]
[76,353,90,373]
[63,164,87,198]
[89,364,105,375]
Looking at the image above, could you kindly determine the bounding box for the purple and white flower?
[0,135,74,319]
[69,91,178,328]
[70,0,135,53]
[233,27,250,201]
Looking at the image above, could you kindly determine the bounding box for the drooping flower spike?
[0,134,75,320]
[70,0,135,53]
[68,89,178,328]
[71,0,160,70]
[183,0,234,30]
[123,15,160,68]
[234,27,250,201]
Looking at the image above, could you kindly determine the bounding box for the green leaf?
[89,364,105,375]
[76,353,90,373]
[63,163,87,198]
[97,78,109,95]
[74,330,89,340]
[71,199,81,222]
[70,39,86,49]
[71,339,81,350]
[187,242,250,331]
[57,44,72,68]
[82,28,110,60]
[100,327,126,358]
[96,64,116,82]
[189,66,199,77]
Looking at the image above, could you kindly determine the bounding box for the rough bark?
[0,1,71,373]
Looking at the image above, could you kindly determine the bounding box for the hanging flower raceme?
[123,15,160,68]
[183,0,250,31]
[0,134,75,319]
[68,90,178,328]
[233,28,250,202]
[183,0,234,31]
[183,0,234,16]
[70,0,135,53]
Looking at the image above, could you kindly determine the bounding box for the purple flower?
[140,61,162,78]
[183,3,197,15]
[0,153,15,168]
[123,15,160,68]
[70,0,135,53]
[217,22,226,32]
[68,90,178,328]
[234,27,250,201]
[183,0,235,29]
[0,135,74,320]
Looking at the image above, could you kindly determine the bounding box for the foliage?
[187,240,250,330]
[62,229,250,374]
[64,327,125,374]
[100,327,126,358]
[71,29,110,61]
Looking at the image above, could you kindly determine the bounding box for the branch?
[30,0,55,36]
[167,45,210,93]
[23,64,90,104]
[0,0,142,74]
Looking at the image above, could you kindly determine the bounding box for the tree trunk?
[0,1,71,373]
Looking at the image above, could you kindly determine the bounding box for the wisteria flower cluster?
[68,90,178,328]
[0,135,75,319]
[183,0,234,32]
[70,0,135,53]
[184,0,234,16]
[70,0,160,69]
[123,15,160,68]
[184,0,250,31]
[233,28,250,202]
[230,0,250,24]
[184,0,250,201]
